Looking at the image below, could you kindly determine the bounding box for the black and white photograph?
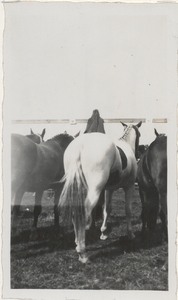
[1,2,178,299]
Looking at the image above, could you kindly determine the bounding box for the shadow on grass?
[11,221,166,263]
[89,223,166,262]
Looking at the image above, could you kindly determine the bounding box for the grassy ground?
[11,188,168,290]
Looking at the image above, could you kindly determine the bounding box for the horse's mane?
[119,125,141,159]
[47,133,72,143]
[119,125,132,141]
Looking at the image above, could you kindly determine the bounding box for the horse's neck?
[121,129,136,154]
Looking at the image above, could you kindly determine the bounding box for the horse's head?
[120,121,142,159]
[154,128,166,138]
[26,128,46,144]
[137,144,148,160]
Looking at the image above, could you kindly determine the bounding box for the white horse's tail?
[59,149,87,228]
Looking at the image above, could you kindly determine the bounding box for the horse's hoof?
[100,233,108,240]
[78,253,89,264]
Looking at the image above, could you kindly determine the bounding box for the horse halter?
[36,133,43,143]
[26,133,43,144]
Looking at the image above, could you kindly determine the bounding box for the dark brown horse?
[137,129,167,239]
[84,109,106,225]
[11,132,74,239]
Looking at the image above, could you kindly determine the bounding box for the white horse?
[59,122,142,263]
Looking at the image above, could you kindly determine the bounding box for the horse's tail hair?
[59,151,87,229]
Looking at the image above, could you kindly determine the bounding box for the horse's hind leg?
[54,184,63,237]
[11,189,25,237]
[73,220,87,263]
[85,188,101,230]
[124,185,135,240]
[30,190,43,240]
[73,206,88,263]
[91,189,104,230]
[159,192,167,241]
[73,188,101,263]
[139,188,148,236]
[147,190,159,231]
[100,190,113,240]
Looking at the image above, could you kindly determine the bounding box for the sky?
[3,3,177,144]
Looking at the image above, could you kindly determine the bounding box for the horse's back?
[65,133,115,161]
[11,134,38,192]
[64,133,117,179]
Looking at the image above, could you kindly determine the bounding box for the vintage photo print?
[1,2,178,300]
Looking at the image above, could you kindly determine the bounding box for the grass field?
[11,188,168,290]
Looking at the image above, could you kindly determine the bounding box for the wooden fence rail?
[11,118,167,124]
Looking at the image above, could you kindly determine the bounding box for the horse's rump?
[60,131,137,209]
[60,133,115,202]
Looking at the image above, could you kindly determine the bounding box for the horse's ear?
[30,128,34,134]
[136,121,142,128]
[154,128,159,137]
[74,131,80,138]
[41,128,46,139]
[120,122,127,128]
